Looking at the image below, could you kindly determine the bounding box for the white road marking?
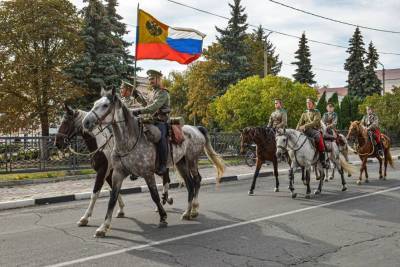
[47,185,400,267]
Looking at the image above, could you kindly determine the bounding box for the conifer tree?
[292,32,316,85]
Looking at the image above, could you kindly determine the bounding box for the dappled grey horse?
[83,88,225,237]
[275,128,354,199]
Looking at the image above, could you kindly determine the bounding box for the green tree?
[246,25,282,77]
[363,41,381,96]
[0,0,83,135]
[67,0,135,109]
[211,75,317,131]
[338,96,362,129]
[292,32,315,85]
[163,71,190,122]
[212,0,250,94]
[316,91,327,113]
[344,27,366,98]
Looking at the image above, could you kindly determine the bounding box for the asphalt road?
[1,163,399,267]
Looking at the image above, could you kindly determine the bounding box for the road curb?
[1,155,399,211]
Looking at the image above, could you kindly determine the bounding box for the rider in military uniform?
[131,70,171,175]
[361,106,384,157]
[267,99,287,130]
[296,97,328,168]
[321,103,338,140]
[120,80,136,108]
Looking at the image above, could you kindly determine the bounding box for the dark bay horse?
[346,121,394,184]
[240,127,280,195]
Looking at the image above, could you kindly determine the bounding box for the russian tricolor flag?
[136,10,205,65]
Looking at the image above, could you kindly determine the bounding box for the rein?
[350,125,375,156]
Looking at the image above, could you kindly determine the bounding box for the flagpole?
[133,2,140,90]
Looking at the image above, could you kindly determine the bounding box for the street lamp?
[264,31,273,77]
[378,61,385,95]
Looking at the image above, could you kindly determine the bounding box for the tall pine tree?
[213,0,250,94]
[363,41,381,96]
[344,27,366,98]
[247,25,282,77]
[67,0,135,108]
[292,32,315,85]
[316,91,327,112]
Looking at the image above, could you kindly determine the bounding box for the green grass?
[0,169,96,181]
[0,157,244,181]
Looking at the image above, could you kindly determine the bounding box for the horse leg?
[189,160,202,219]
[104,171,125,218]
[305,169,311,199]
[161,169,173,205]
[315,165,324,195]
[358,158,366,185]
[365,161,369,183]
[176,157,195,220]
[384,151,388,179]
[77,166,108,226]
[248,159,262,195]
[95,170,124,238]
[145,173,168,227]
[288,168,297,199]
[378,156,383,180]
[339,166,347,191]
[273,157,279,192]
[329,165,335,180]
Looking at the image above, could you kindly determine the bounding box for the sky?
[69,0,400,87]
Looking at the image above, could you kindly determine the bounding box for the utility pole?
[378,61,385,95]
[263,31,273,77]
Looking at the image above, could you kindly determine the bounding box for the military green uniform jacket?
[361,113,379,130]
[321,111,338,129]
[134,86,170,122]
[296,109,322,130]
[121,96,136,108]
[267,108,287,129]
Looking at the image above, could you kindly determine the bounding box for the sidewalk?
[0,148,399,205]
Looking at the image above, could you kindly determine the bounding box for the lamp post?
[264,31,273,77]
[378,61,385,95]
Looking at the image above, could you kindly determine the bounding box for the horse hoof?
[154,208,159,213]
[94,229,106,238]
[348,174,352,178]
[77,218,88,227]
[167,198,173,205]
[383,177,387,180]
[324,178,329,182]
[116,211,125,218]
[158,221,168,228]
[365,179,369,183]
[181,213,191,221]
[379,176,384,180]
[342,186,347,192]
[291,193,297,199]
[356,180,362,185]
[305,194,311,199]
[274,188,279,192]
[314,190,321,195]
[248,190,255,196]
[329,176,334,180]
[190,211,199,219]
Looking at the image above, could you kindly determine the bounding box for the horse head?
[83,86,117,131]
[239,127,254,155]
[275,128,288,159]
[346,121,362,142]
[55,104,82,150]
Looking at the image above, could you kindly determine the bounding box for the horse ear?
[64,103,73,115]
[100,87,106,96]
[112,86,116,96]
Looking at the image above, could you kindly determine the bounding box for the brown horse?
[240,127,279,195]
[346,121,394,184]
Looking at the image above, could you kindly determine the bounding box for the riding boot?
[155,123,168,176]
[319,151,328,169]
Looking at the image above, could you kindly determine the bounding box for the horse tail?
[339,154,356,176]
[197,126,225,184]
[386,149,394,168]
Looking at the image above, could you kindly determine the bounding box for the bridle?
[276,131,307,152]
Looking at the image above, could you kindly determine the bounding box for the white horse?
[275,128,354,199]
[82,88,225,237]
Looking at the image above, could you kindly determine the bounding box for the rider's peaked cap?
[147,69,162,78]
[306,97,317,103]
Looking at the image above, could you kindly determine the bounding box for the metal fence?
[1,130,398,174]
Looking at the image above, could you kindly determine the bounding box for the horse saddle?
[169,117,185,145]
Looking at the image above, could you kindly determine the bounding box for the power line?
[164,0,400,56]
[267,0,400,34]
[283,63,346,73]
